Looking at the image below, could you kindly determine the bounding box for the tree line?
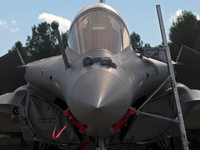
[9,10,200,63]
[9,22,68,64]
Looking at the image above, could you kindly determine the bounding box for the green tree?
[169,10,200,60]
[130,31,143,50]
[156,42,164,48]
[9,41,29,63]
[52,31,68,56]
[9,22,69,63]
[26,22,57,62]
[61,31,69,48]
[144,43,151,47]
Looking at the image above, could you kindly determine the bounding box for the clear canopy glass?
[68,10,130,54]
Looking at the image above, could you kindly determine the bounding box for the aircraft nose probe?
[51,20,70,69]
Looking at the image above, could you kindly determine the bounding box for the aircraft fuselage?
[24,46,169,137]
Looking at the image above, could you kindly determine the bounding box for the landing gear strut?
[94,137,111,150]
[33,141,62,150]
[145,138,175,150]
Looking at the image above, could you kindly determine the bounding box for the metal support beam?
[137,111,180,123]
[97,137,107,150]
[100,0,105,3]
[156,5,189,149]
[137,76,171,111]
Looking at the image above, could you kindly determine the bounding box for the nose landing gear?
[94,137,110,150]
[145,138,175,150]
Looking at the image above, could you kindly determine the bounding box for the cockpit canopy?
[68,3,130,54]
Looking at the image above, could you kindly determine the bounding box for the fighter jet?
[1,1,200,150]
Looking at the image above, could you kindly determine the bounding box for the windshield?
[68,10,130,54]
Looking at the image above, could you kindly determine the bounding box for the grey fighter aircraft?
[1,1,200,150]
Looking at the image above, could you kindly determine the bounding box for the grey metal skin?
[23,3,169,138]
[24,4,169,138]
[24,48,168,137]
[2,2,200,148]
[23,3,169,137]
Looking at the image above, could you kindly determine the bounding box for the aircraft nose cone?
[68,70,128,136]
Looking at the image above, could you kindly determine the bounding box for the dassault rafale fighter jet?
[1,0,200,150]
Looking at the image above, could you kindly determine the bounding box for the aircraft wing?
[122,83,200,144]
[178,83,200,129]
[0,51,82,145]
[0,50,27,140]
[0,85,82,145]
